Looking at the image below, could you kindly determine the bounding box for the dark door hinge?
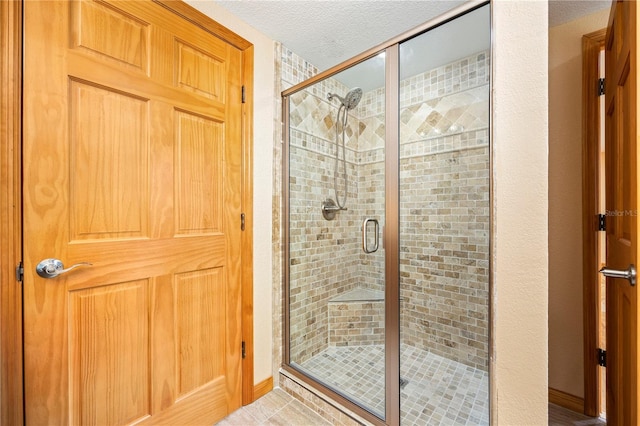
[241,213,246,231]
[598,78,605,96]
[15,262,23,282]
[242,85,246,103]
[242,341,246,359]
[598,214,606,231]
[598,348,606,367]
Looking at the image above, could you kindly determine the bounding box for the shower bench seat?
[328,288,385,347]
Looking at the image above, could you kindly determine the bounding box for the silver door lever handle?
[599,264,636,286]
[36,258,92,279]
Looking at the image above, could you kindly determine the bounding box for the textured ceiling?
[212,0,612,73]
[215,0,465,71]
[549,0,611,27]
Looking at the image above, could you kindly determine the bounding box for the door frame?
[581,27,607,417]
[0,1,256,422]
[0,1,24,424]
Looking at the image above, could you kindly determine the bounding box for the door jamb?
[0,1,24,424]
[582,27,606,418]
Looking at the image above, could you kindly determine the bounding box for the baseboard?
[549,387,585,414]
[253,376,274,401]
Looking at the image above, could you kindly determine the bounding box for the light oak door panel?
[70,280,151,425]
[604,0,638,424]
[175,111,224,235]
[175,268,226,396]
[23,1,243,424]
[69,80,150,240]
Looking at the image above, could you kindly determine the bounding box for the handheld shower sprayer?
[322,87,363,219]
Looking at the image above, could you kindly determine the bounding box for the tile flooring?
[216,345,603,426]
[295,345,489,425]
[216,388,330,425]
[217,390,606,425]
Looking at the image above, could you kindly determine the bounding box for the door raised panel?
[72,0,149,73]
[69,280,150,425]
[69,80,149,241]
[175,111,223,235]
[175,267,226,397]
[176,40,226,101]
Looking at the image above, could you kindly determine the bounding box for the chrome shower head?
[343,87,362,110]
[327,87,363,110]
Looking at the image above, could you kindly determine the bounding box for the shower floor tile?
[296,345,489,425]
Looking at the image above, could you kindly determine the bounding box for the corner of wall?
[492,1,549,424]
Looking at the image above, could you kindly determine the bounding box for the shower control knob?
[321,199,346,221]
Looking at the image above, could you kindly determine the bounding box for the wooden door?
[22,1,243,424]
[604,0,638,424]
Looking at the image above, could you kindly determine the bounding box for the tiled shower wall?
[399,52,490,370]
[287,87,363,363]
[282,46,489,370]
[285,52,374,363]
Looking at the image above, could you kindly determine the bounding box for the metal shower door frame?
[281,2,491,424]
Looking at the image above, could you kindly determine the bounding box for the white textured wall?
[548,8,609,399]
[184,0,275,385]
[492,1,549,424]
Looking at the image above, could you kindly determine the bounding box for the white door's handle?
[35,258,92,279]
[600,264,636,286]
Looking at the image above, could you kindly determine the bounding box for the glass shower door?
[398,5,491,425]
[285,53,387,419]
[283,4,492,423]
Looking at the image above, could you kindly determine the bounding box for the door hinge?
[598,78,605,96]
[598,348,606,367]
[241,213,246,231]
[598,214,606,231]
[242,85,246,104]
[15,262,24,282]
[242,341,246,359]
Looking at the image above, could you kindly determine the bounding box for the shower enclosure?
[282,4,490,425]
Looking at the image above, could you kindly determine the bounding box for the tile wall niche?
[282,45,489,370]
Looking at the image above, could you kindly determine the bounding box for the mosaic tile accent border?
[400,51,490,102]
[400,85,489,142]
[290,128,358,166]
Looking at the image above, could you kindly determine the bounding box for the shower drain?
[400,377,409,389]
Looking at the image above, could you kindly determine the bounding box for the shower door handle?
[362,218,379,254]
